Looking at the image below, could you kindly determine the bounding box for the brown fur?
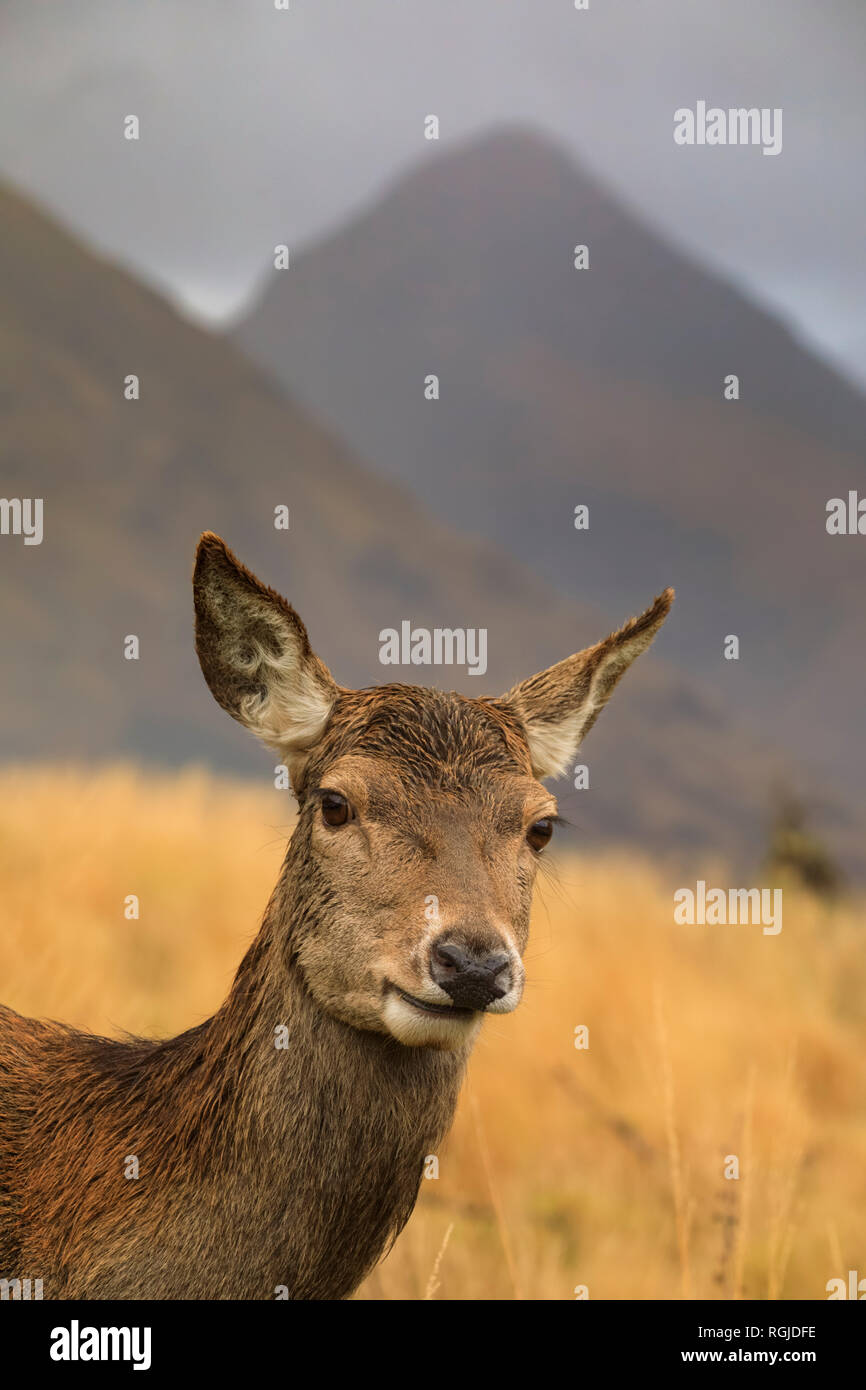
[0,535,671,1299]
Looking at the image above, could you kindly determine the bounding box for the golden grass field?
[0,764,862,1301]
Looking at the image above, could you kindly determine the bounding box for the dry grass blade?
[470,1089,523,1300]
[423,1222,455,1300]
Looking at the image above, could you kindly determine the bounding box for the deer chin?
[381,984,484,1050]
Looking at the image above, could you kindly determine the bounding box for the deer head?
[194,533,672,1051]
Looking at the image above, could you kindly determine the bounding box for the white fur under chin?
[484,982,523,1014]
[381,993,483,1050]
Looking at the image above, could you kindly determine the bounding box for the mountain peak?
[380,123,609,226]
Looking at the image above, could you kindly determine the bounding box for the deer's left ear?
[502,589,674,780]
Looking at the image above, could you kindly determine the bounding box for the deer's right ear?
[193,532,338,777]
[502,588,673,780]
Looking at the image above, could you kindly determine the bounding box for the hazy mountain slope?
[233,127,866,806]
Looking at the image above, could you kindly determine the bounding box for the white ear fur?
[193,532,338,778]
[504,589,674,779]
[234,623,335,767]
[516,707,592,782]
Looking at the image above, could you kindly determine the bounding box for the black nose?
[429,939,511,1010]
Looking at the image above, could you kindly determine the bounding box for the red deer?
[0,534,672,1299]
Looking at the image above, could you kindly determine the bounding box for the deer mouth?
[393,987,476,1019]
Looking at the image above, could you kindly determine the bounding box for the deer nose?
[429,939,512,1010]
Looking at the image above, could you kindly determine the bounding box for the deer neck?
[190,879,468,1297]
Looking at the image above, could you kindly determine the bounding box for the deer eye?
[320,792,352,828]
[527,817,554,852]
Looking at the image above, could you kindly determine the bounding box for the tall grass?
[0,764,862,1300]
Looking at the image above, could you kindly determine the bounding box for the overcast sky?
[2,0,865,385]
